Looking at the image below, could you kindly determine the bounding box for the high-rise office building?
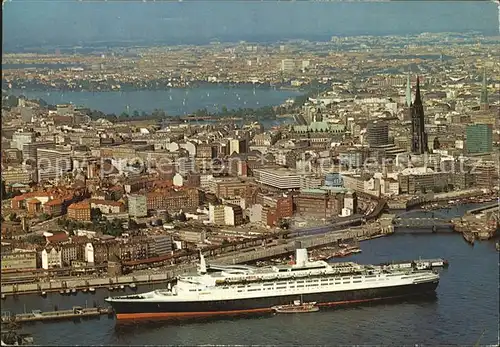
[366,121,389,147]
[480,68,489,111]
[466,124,493,154]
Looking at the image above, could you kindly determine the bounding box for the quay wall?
[1,226,392,296]
[389,189,492,210]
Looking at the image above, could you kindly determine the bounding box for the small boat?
[496,242,500,252]
[108,287,114,291]
[71,288,77,295]
[272,299,319,314]
[65,289,71,295]
[114,286,120,290]
[60,290,65,295]
[119,285,125,290]
[82,288,88,293]
[40,291,47,297]
[89,287,96,293]
[129,283,137,290]
[1,294,6,300]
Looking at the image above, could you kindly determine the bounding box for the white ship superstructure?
[106,248,440,319]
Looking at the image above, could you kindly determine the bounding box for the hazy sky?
[2,1,497,49]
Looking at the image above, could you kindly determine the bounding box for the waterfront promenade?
[0,224,393,297]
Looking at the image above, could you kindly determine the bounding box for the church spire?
[480,67,489,110]
[414,76,422,106]
[405,68,412,107]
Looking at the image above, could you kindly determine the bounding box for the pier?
[1,306,113,324]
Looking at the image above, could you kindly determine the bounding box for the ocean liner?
[106,248,440,320]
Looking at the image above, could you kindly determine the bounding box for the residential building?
[179,229,206,244]
[1,167,34,185]
[280,59,295,72]
[68,201,92,221]
[128,194,147,218]
[43,199,64,216]
[209,204,226,225]
[90,199,125,214]
[224,204,244,226]
[61,244,78,267]
[12,132,35,151]
[148,235,173,257]
[37,148,72,182]
[146,187,200,212]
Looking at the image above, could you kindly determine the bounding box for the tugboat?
[272,297,319,314]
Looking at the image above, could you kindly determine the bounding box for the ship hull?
[109,280,438,320]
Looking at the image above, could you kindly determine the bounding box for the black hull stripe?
[110,281,439,320]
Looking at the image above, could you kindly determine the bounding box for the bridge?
[466,202,499,215]
[392,210,453,231]
[392,217,453,229]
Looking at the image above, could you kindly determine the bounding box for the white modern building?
[253,168,302,190]
[41,247,62,270]
[84,243,95,264]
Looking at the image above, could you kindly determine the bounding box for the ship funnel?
[198,250,207,274]
[295,248,308,266]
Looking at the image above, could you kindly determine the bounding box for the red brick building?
[146,187,200,212]
[67,201,91,221]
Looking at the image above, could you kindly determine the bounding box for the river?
[9,87,301,119]
[2,204,498,345]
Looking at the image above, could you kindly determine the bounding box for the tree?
[0,180,5,197]
[8,213,20,222]
[25,234,45,245]
[128,219,139,230]
[40,213,51,221]
[277,218,290,230]
[91,208,102,222]
[164,211,173,223]
[132,110,140,118]
[178,212,187,222]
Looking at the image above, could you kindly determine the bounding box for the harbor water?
[2,205,498,345]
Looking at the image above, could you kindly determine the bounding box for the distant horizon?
[2,1,497,52]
